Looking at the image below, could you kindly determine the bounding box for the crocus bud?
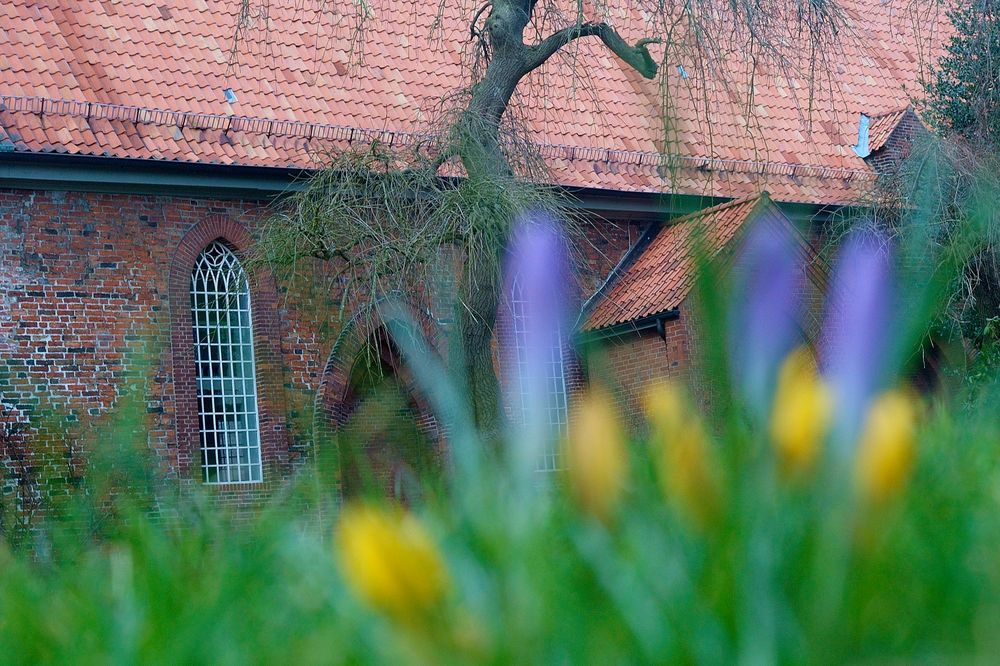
[770,346,833,477]
[822,231,895,451]
[729,216,803,417]
[563,386,628,523]
[854,390,918,503]
[335,504,451,624]
[644,381,721,529]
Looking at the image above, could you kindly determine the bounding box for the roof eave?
[0,150,740,217]
[576,309,682,344]
[0,150,313,199]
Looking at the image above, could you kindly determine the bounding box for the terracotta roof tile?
[867,107,914,153]
[583,193,775,331]
[0,0,948,203]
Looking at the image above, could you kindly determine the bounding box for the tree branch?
[469,1,492,41]
[526,22,662,79]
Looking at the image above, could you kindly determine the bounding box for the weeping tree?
[238,0,845,435]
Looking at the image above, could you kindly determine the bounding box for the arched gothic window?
[510,275,569,472]
[190,241,263,483]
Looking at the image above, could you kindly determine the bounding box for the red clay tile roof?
[582,191,829,332]
[583,194,768,331]
[0,0,948,204]
[867,107,916,153]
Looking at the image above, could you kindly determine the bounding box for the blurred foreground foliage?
[1,374,1000,663]
[2,259,1000,664]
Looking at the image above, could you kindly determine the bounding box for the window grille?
[510,276,569,472]
[190,241,263,484]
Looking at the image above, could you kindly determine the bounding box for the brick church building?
[0,0,941,509]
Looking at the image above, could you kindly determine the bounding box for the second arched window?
[510,274,569,472]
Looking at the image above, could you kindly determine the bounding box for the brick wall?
[575,215,638,297]
[0,186,642,522]
[597,317,693,430]
[0,189,340,520]
[867,110,926,176]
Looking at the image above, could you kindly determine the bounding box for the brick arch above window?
[168,215,289,486]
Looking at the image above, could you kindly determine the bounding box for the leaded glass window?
[510,275,569,472]
[191,241,263,484]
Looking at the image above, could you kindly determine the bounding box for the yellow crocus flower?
[335,503,450,624]
[770,346,833,477]
[563,386,628,523]
[644,381,721,528]
[854,390,918,503]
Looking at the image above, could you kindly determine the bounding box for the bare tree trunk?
[457,259,504,438]
[270,1,662,438]
[454,1,534,438]
[453,0,660,436]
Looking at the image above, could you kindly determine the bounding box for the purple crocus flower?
[728,217,804,417]
[502,214,573,474]
[820,230,895,450]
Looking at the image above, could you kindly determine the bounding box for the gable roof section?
[0,0,947,204]
[583,194,764,331]
[867,107,924,154]
[582,192,822,332]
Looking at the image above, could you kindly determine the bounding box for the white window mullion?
[191,241,263,484]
